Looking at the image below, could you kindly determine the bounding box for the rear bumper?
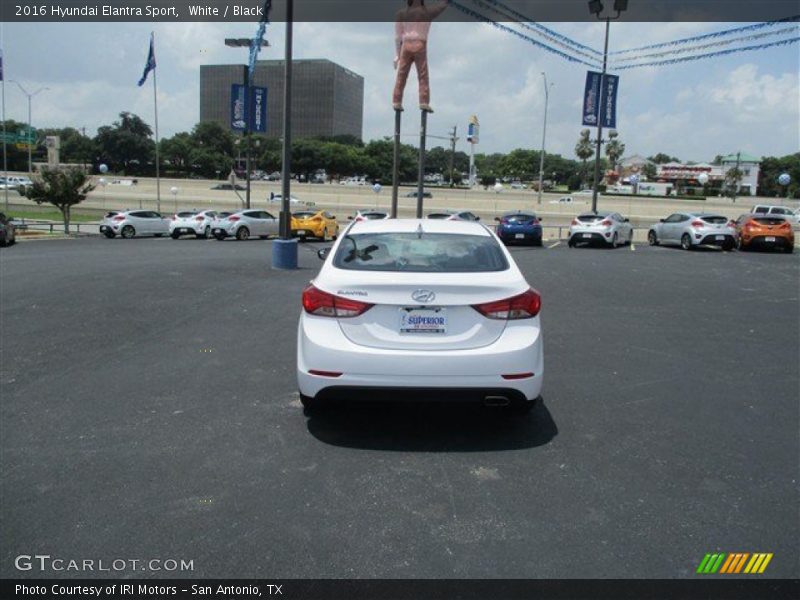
[742,234,793,248]
[497,229,542,243]
[696,234,735,246]
[297,314,543,401]
[313,386,529,404]
[569,230,611,244]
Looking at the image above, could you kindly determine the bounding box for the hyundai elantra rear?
[297,219,543,413]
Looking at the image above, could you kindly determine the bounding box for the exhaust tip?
[483,395,511,407]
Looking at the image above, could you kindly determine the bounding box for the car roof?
[686,212,725,218]
[349,218,491,236]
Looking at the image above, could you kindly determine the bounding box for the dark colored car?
[405,190,433,198]
[211,183,246,191]
[0,212,16,247]
[495,211,543,246]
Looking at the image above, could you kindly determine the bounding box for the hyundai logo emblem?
[411,289,436,303]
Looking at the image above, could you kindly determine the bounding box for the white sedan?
[296,219,543,414]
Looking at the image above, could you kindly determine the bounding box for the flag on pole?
[137,33,156,87]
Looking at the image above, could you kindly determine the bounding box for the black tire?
[681,233,692,251]
[236,226,250,241]
[534,237,543,247]
[567,237,575,248]
[300,394,321,414]
[171,231,181,240]
[103,231,116,239]
[121,225,135,239]
[203,226,210,239]
[509,396,540,416]
[648,230,658,246]
[723,239,735,252]
[785,244,794,254]
[214,232,226,241]
[610,232,619,248]
[736,236,744,251]
[154,233,164,238]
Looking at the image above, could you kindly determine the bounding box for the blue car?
[495,211,543,246]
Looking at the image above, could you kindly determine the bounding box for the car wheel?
[611,232,619,248]
[723,239,735,252]
[648,230,659,246]
[203,226,210,239]
[736,237,744,251]
[103,231,116,239]
[785,244,794,254]
[121,225,135,239]
[681,233,692,251]
[236,226,250,241]
[534,237,543,247]
[154,233,164,238]
[214,232,226,241]
[323,228,331,242]
[567,237,575,248]
[508,396,539,416]
[300,393,321,414]
[171,231,181,240]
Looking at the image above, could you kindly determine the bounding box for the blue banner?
[581,71,602,126]
[230,84,247,131]
[250,86,267,133]
[600,74,619,129]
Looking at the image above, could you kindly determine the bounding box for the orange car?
[735,213,794,253]
[290,210,339,241]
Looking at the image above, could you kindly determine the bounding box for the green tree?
[605,131,626,172]
[160,132,194,175]
[24,168,96,233]
[642,162,657,180]
[500,148,537,180]
[648,153,680,164]
[575,130,594,186]
[38,127,95,166]
[94,112,155,174]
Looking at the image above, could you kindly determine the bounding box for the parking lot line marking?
[548,241,560,249]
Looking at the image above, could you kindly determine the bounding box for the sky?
[1,19,798,163]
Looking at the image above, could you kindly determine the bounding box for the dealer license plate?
[515,233,525,239]
[583,233,592,238]
[715,235,724,240]
[399,308,447,334]
[765,236,776,242]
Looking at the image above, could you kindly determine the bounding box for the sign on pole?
[583,71,619,128]
[249,86,267,133]
[467,115,479,144]
[230,84,247,131]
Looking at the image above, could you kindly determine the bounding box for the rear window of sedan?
[753,217,786,226]
[426,213,452,220]
[177,212,196,218]
[293,212,317,219]
[363,213,388,219]
[333,232,509,273]
[577,214,605,222]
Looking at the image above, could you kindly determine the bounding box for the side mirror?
[494,217,500,222]
[624,218,630,223]
[538,217,544,221]
[475,216,481,221]
[659,219,665,223]
[317,247,332,260]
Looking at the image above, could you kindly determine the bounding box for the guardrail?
[11,219,97,234]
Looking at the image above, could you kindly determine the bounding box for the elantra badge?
[411,289,436,303]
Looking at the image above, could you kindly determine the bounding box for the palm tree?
[24,168,96,234]
[605,131,626,172]
[574,130,594,187]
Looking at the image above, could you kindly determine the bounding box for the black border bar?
[2,0,799,23]
[3,579,800,600]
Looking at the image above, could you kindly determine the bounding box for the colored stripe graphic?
[758,553,773,573]
[709,554,725,573]
[719,554,736,573]
[696,554,713,573]
[699,552,773,574]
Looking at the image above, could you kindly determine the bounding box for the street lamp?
[587,0,628,213]
[10,81,49,174]
[224,37,269,210]
[537,73,553,205]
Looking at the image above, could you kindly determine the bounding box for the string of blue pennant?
[613,36,800,70]
[470,0,602,62]
[450,0,602,68]
[476,0,603,56]
[609,25,799,64]
[247,0,272,85]
[609,16,800,55]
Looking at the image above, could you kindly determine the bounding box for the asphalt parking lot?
[1,236,798,579]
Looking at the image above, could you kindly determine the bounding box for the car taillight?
[302,285,373,318]
[311,216,323,222]
[113,215,125,221]
[600,219,612,227]
[195,216,204,221]
[228,216,240,222]
[571,219,579,226]
[530,218,539,225]
[500,218,509,224]
[780,221,791,230]
[727,220,736,228]
[472,288,541,320]
[691,220,704,228]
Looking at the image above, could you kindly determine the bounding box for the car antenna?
[416,223,424,239]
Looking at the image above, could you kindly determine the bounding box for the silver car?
[426,210,480,221]
[170,210,218,239]
[648,212,736,251]
[568,212,633,247]
[212,209,279,241]
[100,210,170,239]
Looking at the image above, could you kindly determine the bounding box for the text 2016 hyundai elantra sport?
[297,219,543,414]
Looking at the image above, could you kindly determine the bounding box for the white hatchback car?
[170,210,218,239]
[568,212,633,247]
[297,219,543,414]
[212,210,279,241]
[100,210,170,239]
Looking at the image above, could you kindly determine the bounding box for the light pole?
[588,0,627,213]
[537,73,553,205]
[10,81,48,174]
